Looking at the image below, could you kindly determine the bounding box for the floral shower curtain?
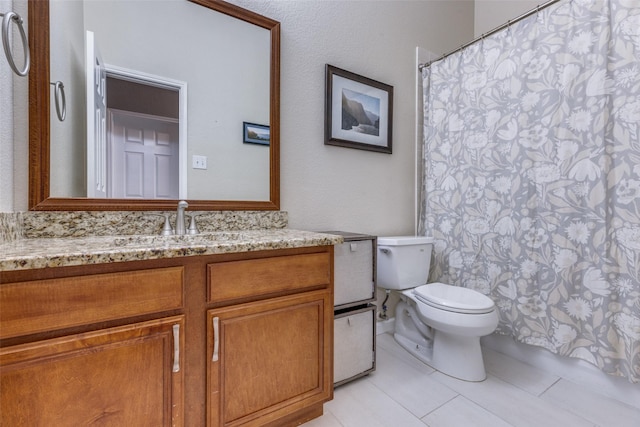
[419,0,640,382]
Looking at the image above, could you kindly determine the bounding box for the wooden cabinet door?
[0,316,184,427]
[207,290,333,427]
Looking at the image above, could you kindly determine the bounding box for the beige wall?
[228,0,474,234]
[0,0,14,211]
[474,0,540,36]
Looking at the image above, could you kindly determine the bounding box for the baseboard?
[482,333,640,410]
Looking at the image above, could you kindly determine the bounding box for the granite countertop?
[0,229,344,272]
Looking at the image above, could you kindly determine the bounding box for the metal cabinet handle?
[172,324,180,373]
[50,81,66,122]
[1,11,30,76]
[212,317,219,362]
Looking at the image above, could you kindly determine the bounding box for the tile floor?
[306,333,640,427]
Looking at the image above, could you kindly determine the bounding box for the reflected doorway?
[108,109,179,198]
[105,74,184,199]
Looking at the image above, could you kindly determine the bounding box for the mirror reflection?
[49,0,271,201]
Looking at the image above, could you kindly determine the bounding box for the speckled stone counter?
[0,213,23,242]
[0,229,343,272]
[0,210,343,271]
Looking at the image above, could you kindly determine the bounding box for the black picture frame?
[325,64,393,154]
[243,122,270,145]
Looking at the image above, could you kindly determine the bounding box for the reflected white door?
[86,30,107,198]
[108,110,179,199]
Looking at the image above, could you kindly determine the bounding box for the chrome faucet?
[175,200,189,235]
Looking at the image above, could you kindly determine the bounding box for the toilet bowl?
[377,236,499,382]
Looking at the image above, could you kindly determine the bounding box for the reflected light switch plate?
[192,155,207,170]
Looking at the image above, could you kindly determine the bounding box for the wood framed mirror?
[28,0,280,211]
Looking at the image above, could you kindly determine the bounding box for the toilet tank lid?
[377,236,434,246]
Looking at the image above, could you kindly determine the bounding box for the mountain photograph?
[341,89,380,136]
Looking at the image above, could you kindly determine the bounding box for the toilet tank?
[376,236,433,290]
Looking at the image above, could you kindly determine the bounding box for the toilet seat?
[413,282,495,314]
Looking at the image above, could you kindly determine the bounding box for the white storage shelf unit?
[324,231,376,387]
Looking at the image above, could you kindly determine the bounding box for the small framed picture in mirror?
[243,122,270,145]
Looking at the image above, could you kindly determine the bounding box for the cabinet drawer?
[334,238,375,308]
[0,267,184,339]
[207,252,331,304]
[334,306,376,386]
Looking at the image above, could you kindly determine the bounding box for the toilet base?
[394,333,432,364]
[431,330,487,382]
[394,330,487,382]
[393,300,489,382]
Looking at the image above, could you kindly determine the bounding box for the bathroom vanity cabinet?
[0,245,334,427]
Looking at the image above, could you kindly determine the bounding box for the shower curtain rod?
[419,0,563,70]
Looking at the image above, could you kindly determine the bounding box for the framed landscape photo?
[325,64,393,154]
[243,122,270,145]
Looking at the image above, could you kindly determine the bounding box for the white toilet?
[377,236,498,381]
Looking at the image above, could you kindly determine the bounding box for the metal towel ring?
[0,11,30,76]
[50,81,66,121]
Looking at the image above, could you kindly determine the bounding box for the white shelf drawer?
[334,306,376,386]
[332,234,375,308]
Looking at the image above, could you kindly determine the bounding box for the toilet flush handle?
[379,248,391,255]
